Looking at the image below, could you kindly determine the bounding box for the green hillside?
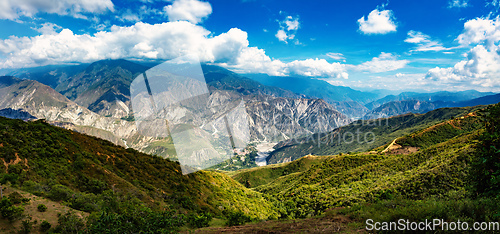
[0,103,499,232]
[0,117,278,232]
[268,106,484,164]
[230,104,499,223]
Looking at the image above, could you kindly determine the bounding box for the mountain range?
[0,60,352,166]
[0,58,499,231]
[1,101,498,232]
[1,59,498,169]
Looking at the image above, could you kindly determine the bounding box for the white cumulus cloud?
[0,0,114,20]
[457,17,500,46]
[425,17,500,90]
[357,8,397,34]
[287,58,348,78]
[275,30,288,42]
[0,21,243,67]
[164,0,212,24]
[275,15,300,43]
[224,48,348,78]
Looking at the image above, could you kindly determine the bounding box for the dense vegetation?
[0,117,278,232]
[472,103,500,196]
[268,106,483,164]
[231,104,499,225]
[0,103,499,232]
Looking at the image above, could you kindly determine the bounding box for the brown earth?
[185,214,365,233]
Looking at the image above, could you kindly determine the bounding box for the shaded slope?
[363,93,500,120]
[365,90,495,110]
[245,73,379,104]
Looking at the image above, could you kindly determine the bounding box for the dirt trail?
[382,139,398,153]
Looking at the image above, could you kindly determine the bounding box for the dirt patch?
[2,153,25,173]
[185,215,364,233]
[382,139,419,155]
[388,145,419,155]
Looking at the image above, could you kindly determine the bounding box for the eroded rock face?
[0,61,352,166]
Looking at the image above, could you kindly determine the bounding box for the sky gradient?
[0,0,499,92]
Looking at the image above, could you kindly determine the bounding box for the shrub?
[40,220,51,232]
[187,212,212,228]
[48,184,73,201]
[8,192,23,204]
[0,197,24,222]
[37,204,47,212]
[54,212,85,233]
[20,219,32,234]
[225,210,251,226]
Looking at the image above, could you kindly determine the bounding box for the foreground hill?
[0,102,498,232]
[0,116,279,232]
[230,105,498,221]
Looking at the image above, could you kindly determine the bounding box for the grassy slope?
[0,187,88,233]
[0,104,496,232]
[229,155,329,189]
[231,110,487,219]
[268,106,483,164]
[0,117,278,220]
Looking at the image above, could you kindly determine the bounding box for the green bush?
[86,208,186,233]
[54,212,85,233]
[335,195,500,225]
[0,197,24,222]
[187,212,212,228]
[20,219,32,234]
[225,210,251,226]
[37,204,47,212]
[40,220,51,232]
[48,184,73,201]
[8,191,23,204]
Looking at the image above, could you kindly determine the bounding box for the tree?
[54,212,86,233]
[473,104,500,196]
[0,197,24,222]
[40,220,51,232]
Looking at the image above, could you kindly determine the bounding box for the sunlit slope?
[0,116,278,219]
[231,109,485,218]
[268,106,483,164]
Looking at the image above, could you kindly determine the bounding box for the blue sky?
[0,0,499,92]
